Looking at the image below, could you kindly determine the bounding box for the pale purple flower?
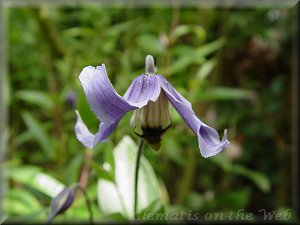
[75,55,230,158]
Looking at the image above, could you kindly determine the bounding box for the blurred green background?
[2,5,296,223]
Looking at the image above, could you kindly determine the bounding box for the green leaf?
[171,25,206,42]
[168,55,196,74]
[137,199,165,220]
[185,192,204,210]
[218,188,251,209]
[6,166,64,198]
[16,90,54,110]
[167,54,205,75]
[137,34,165,55]
[105,20,137,37]
[196,58,217,81]
[100,212,128,222]
[197,37,226,57]
[196,87,255,101]
[210,155,270,193]
[103,141,115,175]
[90,161,114,183]
[232,165,271,193]
[64,154,84,185]
[5,189,42,215]
[167,39,223,75]
[21,111,54,159]
[164,138,185,166]
[209,153,232,172]
[97,179,127,216]
[97,136,162,219]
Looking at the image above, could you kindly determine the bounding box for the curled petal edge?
[198,128,230,158]
[75,111,119,149]
[158,75,230,158]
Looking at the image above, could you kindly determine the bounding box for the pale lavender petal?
[156,75,192,110]
[77,70,163,148]
[75,110,97,149]
[198,127,230,157]
[157,75,230,158]
[93,121,120,143]
[79,65,136,124]
[123,74,161,106]
[75,110,120,148]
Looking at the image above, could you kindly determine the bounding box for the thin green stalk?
[76,185,94,224]
[134,138,145,220]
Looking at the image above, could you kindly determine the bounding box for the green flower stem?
[75,185,94,225]
[134,138,145,220]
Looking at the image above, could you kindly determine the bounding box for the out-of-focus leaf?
[172,45,195,56]
[62,27,94,38]
[211,155,270,193]
[16,90,54,110]
[164,138,185,166]
[168,55,199,75]
[197,38,226,57]
[196,58,217,81]
[218,188,251,209]
[5,189,42,215]
[97,179,127,216]
[167,54,205,75]
[97,136,162,219]
[165,205,189,216]
[105,20,137,37]
[137,199,165,220]
[21,111,54,159]
[90,161,114,183]
[14,130,33,147]
[185,192,204,210]
[104,141,115,175]
[137,34,165,55]
[6,166,64,198]
[167,39,224,76]
[64,154,84,185]
[101,212,128,222]
[171,25,206,42]
[209,153,232,172]
[196,87,255,101]
[232,165,271,193]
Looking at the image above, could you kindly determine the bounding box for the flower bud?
[46,187,75,223]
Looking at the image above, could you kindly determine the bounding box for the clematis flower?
[75,55,230,158]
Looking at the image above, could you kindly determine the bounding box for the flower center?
[131,90,171,150]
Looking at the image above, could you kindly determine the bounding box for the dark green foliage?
[4,6,295,223]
